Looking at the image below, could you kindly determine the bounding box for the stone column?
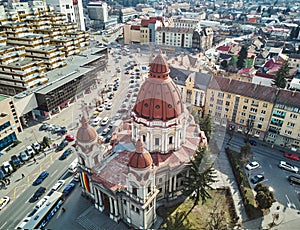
[173,175,177,191]
[168,177,172,193]
[99,190,104,211]
[94,187,99,208]
[113,199,120,221]
[109,197,114,219]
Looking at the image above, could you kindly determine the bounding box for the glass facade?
[0,132,17,151]
[0,121,10,131]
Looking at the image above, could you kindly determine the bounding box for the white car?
[51,179,66,191]
[26,146,35,156]
[245,161,260,170]
[97,105,105,112]
[19,151,29,161]
[91,117,101,126]
[106,103,112,110]
[279,161,299,173]
[33,142,40,151]
[101,117,109,126]
[0,196,10,210]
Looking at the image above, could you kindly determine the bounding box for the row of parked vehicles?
[39,123,67,135]
[0,141,45,180]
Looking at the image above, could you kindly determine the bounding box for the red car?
[284,153,299,161]
[65,134,75,141]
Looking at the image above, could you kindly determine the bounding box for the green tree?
[42,136,51,149]
[237,46,248,70]
[254,183,275,210]
[163,211,192,230]
[240,142,253,163]
[199,114,213,142]
[182,146,217,219]
[272,60,289,89]
[220,60,228,70]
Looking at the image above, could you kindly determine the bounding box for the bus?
[16,191,64,229]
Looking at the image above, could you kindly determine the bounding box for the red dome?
[128,139,152,169]
[133,52,183,121]
[76,116,97,143]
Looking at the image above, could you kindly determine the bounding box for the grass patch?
[225,148,262,219]
[159,189,238,229]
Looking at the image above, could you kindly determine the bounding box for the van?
[68,158,78,174]
[288,175,300,185]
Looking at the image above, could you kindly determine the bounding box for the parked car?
[33,142,40,151]
[65,134,75,141]
[284,153,299,161]
[11,155,22,168]
[2,161,13,174]
[26,146,35,156]
[105,103,112,110]
[59,148,72,160]
[60,127,67,135]
[55,140,68,152]
[278,161,299,173]
[39,123,48,131]
[47,124,54,132]
[19,151,29,162]
[105,135,112,144]
[244,139,257,146]
[245,161,260,170]
[97,105,105,112]
[63,183,75,196]
[32,171,49,186]
[51,179,65,191]
[53,125,61,134]
[102,128,110,136]
[250,174,265,184]
[288,175,300,185]
[91,117,101,126]
[29,187,46,202]
[0,196,10,210]
[101,117,109,126]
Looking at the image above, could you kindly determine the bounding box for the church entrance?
[103,193,110,212]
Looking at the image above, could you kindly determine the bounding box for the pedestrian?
[7,178,10,184]
[22,173,25,179]
[62,207,66,212]
[44,151,46,157]
[33,158,36,163]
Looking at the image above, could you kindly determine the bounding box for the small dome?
[76,116,97,143]
[128,139,152,169]
[149,50,170,79]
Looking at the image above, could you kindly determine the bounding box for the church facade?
[74,52,207,229]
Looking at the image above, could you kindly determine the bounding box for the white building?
[75,52,207,229]
[46,0,85,30]
[155,27,194,48]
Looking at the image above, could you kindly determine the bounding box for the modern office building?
[0,94,22,151]
[87,1,108,29]
[75,52,207,229]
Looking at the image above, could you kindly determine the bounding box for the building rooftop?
[0,94,9,102]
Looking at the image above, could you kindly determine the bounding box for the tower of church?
[75,107,106,198]
[126,138,157,229]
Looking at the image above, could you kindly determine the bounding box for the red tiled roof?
[255,71,275,79]
[208,76,278,103]
[238,67,252,75]
[216,45,230,52]
[131,25,140,30]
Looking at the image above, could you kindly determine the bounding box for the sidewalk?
[212,150,248,227]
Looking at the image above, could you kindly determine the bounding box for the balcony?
[268,126,280,134]
[270,121,283,127]
[272,111,286,119]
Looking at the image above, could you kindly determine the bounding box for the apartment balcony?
[272,112,286,119]
[270,121,283,127]
[268,126,281,134]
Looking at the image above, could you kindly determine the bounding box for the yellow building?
[169,67,211,115]
[0,94,22,151]
[205,76,278,139]
[266,90,300,150]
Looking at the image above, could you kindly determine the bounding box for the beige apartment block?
[205,76,278,139]
[266,90,300,150]
[0,94,22,151]
[155,27,194,48]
